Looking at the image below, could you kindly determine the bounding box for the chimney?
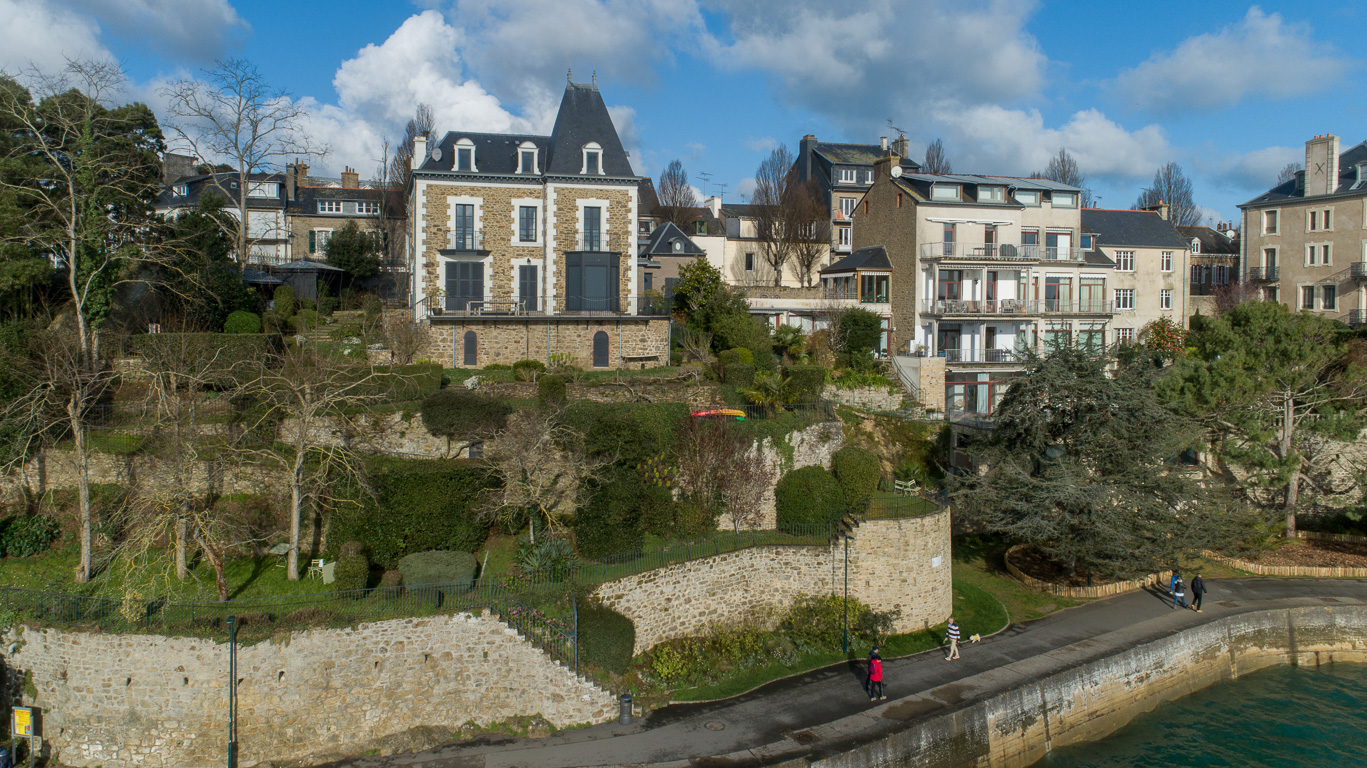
[413,135,428,172]
[891,135,910,160]
[880,136,889,151]
[285,162,297,201]
[341,166,360,189]
[1304,134,1340,196]
[705,195,722,217]
[800,134,817,181]
[873,155,896,183]
[1140,201,1170,220]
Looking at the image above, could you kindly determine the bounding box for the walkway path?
[325,578,1367,768]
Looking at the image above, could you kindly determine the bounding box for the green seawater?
[1033,663,1367,768]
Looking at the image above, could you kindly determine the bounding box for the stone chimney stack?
[341,166,360,189]
[1304,134,1340,196]
[285,162,297,201]
[873,155,897,183]
[413,135,428,172]
[892,135,910,160]
[704,195,722,217]
[880,136,889,151]
[800,134,817,180]
[1141,201,1170,220]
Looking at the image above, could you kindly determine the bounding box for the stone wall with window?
[419,183,546,310]
[421,317,670,369]
[550,186,635,310]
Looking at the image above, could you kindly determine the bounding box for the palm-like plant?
[743,372,796,415]
[772,325,807,363]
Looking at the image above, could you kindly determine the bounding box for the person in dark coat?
[1171,574,1187,609]
[866,648,885,701]
[1190,573,1206,613]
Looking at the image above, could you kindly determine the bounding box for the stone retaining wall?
[1004,545,1161,599]
[1205,532,1367,578]
[0,612,615,768]
[822,385,904,412]
[594,510,952,655]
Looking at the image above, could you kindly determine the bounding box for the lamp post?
[228,616,238,768]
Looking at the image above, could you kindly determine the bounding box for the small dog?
[968,633,982,644]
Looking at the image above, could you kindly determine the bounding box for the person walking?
[945,618,961,660]
[866,648,885,701]
[1169,569,1181,595]
[1171,573,1187,609]
[1190,573,1206,613]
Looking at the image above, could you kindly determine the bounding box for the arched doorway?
[592,331,609,368]
[463,330,477,367]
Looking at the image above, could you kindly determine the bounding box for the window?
[896,192,903,208]
[1302,285,1316,309]
[1080,234,1093,249]
[1263,210,1278,234]
[838,227,851,248]
[582,142,602,174]
[318,200,342,213]
[518,144,538,174]
[455,138,476,172]
[838,168,857,184]
[1323,284,1337,310]
[565,251,619,311]
[1052,192,1077,208]
[1161,251,1173,272]
[978,186,1004,202]
[1116,327,1135,345]
[1325,208,1332,229]
[1190,264,1201,283]
[519,264,538,312]
[744,252,754,272]
[1215,265,1228,284]
[1159,289,1173,310]
[984,225,997,247]
[1309,211,1318,231]
[1115,250,1134,271]
[695,221,706,236]
[173,184,187,196]
[864,169,874,185]
[445,261,484,312]
[643,272,652,291]
[638,219,652,235]
[930,184,961,201]
[452,203,476,250]
[1045,276,1071,311]
[357,201,380,215]
[313,229,333,252]
[582,206,601,250]
[1263,247,1278,267]
[1191,238,1201,254]
[839,197,857,217]
[942,223,955,256]
[1015,190,1041,206]
[518,206,537,242]
[1265,286,1279,303]
[1114,289,1135,310]
[592,331,610,368]
[1306,243,1331,266]
[462,331,477,366]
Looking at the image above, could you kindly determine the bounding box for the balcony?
[1249,266,1279,282]
[942,348,1021,364]
[440,230,486,254]
[1351,262,1367,280]
[1041,300,1113,315]
[919,243,1088,262]
[824,288,889,304]
[921,299,1040,316]
[1348,310,1367,327]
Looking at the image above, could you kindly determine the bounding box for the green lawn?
[952,535,1086,622]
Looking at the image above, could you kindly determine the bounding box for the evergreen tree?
[325,220,382,286]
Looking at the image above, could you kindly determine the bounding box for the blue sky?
[5,1,1363,224]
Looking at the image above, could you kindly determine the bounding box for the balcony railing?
[420,294,670,318]
[921,299,1040,315]
[941,348,1021,363]
[1348,310,1367,327]
[445,230,484,252]
[824,289,890,303]
[919,243,1087,262]
[1249,266,1279,282]
[1351,262,1367,280]
[1042,300,1113,314]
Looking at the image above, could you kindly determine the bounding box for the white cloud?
[1113,7,1353,113]
[67,0,249,62]
[746,137,777,152]
[939,106,1169,180]
[0,0,110,74]
[1195,143,1301,192]
[734,177,757,201]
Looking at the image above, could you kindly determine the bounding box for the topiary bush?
[273,285,297,318]
[717,347,753,367]
[774,466,846,531]
[317,295,339,317]
[512,359,546,381]
[0,515,60,557]
[751,344,777,374]
[786,364,826,403]
[578,601,636,674]
[420,388,512,443]
[223,310,262,334]
[574,470,663,559]
[723,363,755,388]
[538,373,567,406]
[398,550,478,591]
[831,446,882,505]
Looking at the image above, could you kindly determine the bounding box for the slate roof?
[1176,225,1239,255]
[719,203,763,219]
[1242,139,1367,207]
[243,268,284,285]
[419,131,549,176]
[1081,209,1187,249]
[640,222,706,258]
[272,259,344,272]
[157,171,285,209]
[821,246,891,274]
[815,142,907,167]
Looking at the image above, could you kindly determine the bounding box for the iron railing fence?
[420,294,671,318]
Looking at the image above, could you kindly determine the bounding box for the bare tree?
[1211,280,1261,315]
[675,418,776,532]
[657,159,699,229]
[384,104,435,272]
[786,178,831,287]
[480,410,607,542]
[1133,162,1201,226]
[381,311,431,365]
[753,145,795,287]
[1276,162,1300,185]
[922,138,952,174]
[161,59,325,271]
[1036,148,1094,208]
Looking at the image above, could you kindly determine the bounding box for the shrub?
[831,447,881,505]
[578,602,635,674]
[779,594,898,650]
[538,374,567,406]
[292,309,319,333]
[223,310,262,334]
[574,470,659,559]
[718,347,753,367]
[398,550,478,592]
[317,295,339,317]
[379,570,402,588]
[361,294,384,322]
[642,497,718,540]
[0,516,60,557]
[669,350,683,366]
[834,308,883,358]
[751,345,777,374]
[512,359,546,381]
[483,363,512,371]
[273,285,297,318]
[513,537,577,581]
[561,401,691,468]
[786,364,826,403]
[421,388,512,442]
[723,363,755,388]
[332,551,370,592]
[775,466,846,530]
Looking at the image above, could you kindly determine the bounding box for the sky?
[3,0,1363,225]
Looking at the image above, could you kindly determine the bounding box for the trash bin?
[619,693,633,725]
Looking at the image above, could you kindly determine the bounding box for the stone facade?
[823,384,904,412]
[0,449,283,501]
[1,612,615,768]
[715,420,844,531]
[594,509,953,654]
[421,316,671,369]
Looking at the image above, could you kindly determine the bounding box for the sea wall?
[0,612,615,768]
[594,510,952,654]
[808,605,1367,768]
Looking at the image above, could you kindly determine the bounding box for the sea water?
[1033,663,1367,768]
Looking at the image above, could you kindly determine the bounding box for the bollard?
[618,693,633,725]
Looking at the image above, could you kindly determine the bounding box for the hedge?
[224,310,262,334]
[397,550,478,593]
[578,602,636,673]
[273,285,297,318]
[723,362,755,388]
[775,466,846,530]
[561,401,691,468]
[718,347,753,367]
[831,446,881,505]
[420,388,512,442]
[332,551,370,592]
[329,458,493,569]
[0,515,60,557]
[512,359,546,381]
[538,374,567,405]
[786,364,826,403]
[574,470,666,559]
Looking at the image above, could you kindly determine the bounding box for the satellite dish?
[430,147,443,161]
[890,166,903,178]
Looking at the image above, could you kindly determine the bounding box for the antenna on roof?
[592,69,597,86]
[714,182,727,201]
[699,171,712,198]
[567,68,572,84]
[886,118,906,137]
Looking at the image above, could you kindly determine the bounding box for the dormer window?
[518,142,538,174]
[978,185,1004,202]
[672,240,682,252]
[1192,238,1201,254]
[173,184,187,196]
[1052,192,1077,208]
[1015,190,1041,206]
[930,183,961,201]
[838,168,857,184]
[582,142,602,175]
[455,138,476,172]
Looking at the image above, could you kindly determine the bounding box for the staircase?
[890,355,923,406]
[299,310,367,344]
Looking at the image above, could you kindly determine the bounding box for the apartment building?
[853,156,1106,416]
[1081,207,1191,340]
[795,135,921,258]
[1178,223,1240,316]
[408,78,669,368]
[157,171,289,265]
[1240,134,1367,326]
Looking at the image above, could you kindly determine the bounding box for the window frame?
[930,183,961,201]
[1301,285,1316,310]
[838,168,857,184]
[839,197,857,217]
[455,137,477,172]
[318,200,343,214]
[1114,250,1135,272]
[1160,251,1173,272]
[1014,189,1041,206]
[1113,288,1135,311]
[1263,209,1279,235]
[1159,288,1173,311]
[581,142,603,175]
[356,201,380,215]
[518,205,538,243]
[1051,192,1077,208]
[517,142,539,174]
[1322,284,1337,311]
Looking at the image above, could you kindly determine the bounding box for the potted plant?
[428,288,446,316]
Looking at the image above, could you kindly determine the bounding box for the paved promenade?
[325,578,1367,768]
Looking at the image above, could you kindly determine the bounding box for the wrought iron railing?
[922,299,1040,315]
[919,243,1087,262]
[420,294,671,317]
[1249,266,1279,281]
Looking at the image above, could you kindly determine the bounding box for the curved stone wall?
[1004,545,1161,598]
